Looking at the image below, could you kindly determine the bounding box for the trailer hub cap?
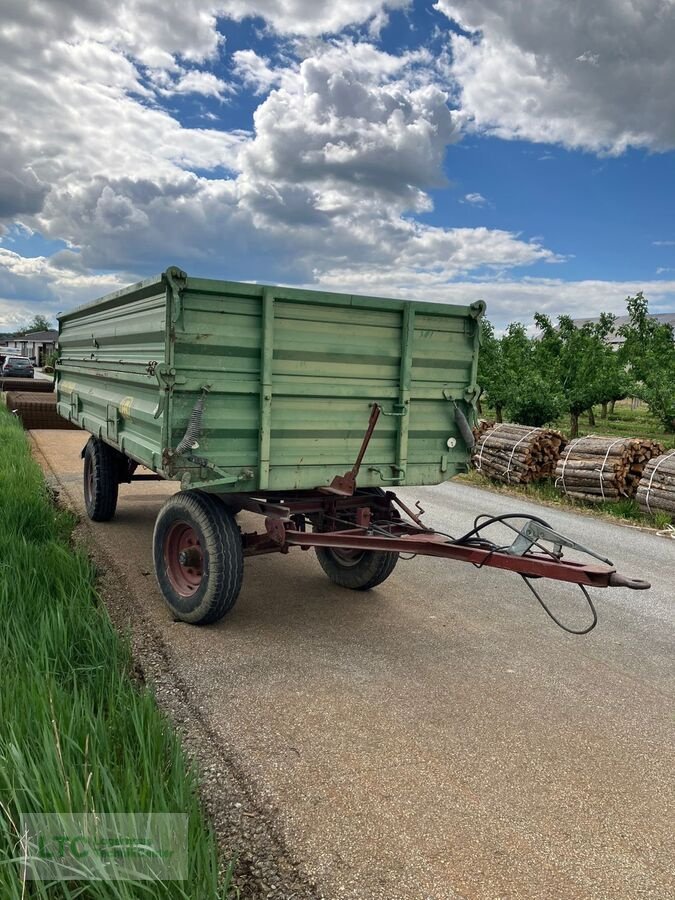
[164,522,203,595]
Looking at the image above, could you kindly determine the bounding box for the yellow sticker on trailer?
[119,397,134,419]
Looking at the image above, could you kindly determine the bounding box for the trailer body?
[57,268,483,492]
[55,268,648,628]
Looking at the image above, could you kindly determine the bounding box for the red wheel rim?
[164,521,204,596]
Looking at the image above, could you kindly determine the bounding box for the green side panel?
[56,269,482,492]
[56,277,168,470]
[170,279,480,491]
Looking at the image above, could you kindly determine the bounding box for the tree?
[595,346,632,419]
[16,314,53,335]
[534,314,606,438]
[588,313,632,419]
[477,319,561,426]
[501,322,561,426]
[505,371,562,427]
[477,320,509,422]
[618,293,675,431]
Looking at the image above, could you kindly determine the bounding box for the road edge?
[453,473,668,536]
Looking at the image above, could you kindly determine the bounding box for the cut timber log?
[472,422,566,484]
[636,451,675,517]
[555,434,664,504]
[473,419,495,443]
[563,490,623,502]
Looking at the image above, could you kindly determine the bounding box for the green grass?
[0,406,232,898]
[458,469,673,529]
[567,400,675,449]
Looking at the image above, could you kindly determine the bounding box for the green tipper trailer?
[57,267,484,493]
[56,267,648,627]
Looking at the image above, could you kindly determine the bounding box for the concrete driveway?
[31,430,674,900]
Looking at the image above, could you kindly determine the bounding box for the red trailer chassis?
[232,488,648,591]
[222,486,648,634]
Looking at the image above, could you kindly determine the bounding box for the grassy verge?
[456,469,673,530]
[0,406,232,898]
[575,401,675,449]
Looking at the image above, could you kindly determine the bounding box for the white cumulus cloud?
[462,192,487,206]
[2,0,617,330]
[223,0,411,36]
[436,0,675,153]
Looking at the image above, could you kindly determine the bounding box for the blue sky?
[1,0,675,331]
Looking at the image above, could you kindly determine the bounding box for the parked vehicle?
[56,267,648,627]
[2,356,34,378]
[0,347,22,366]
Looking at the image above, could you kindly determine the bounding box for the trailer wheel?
[315,547,398,591]
[153,491,243,625]
[218,495,244,515]
[83,437,120,522]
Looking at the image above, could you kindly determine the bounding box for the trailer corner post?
[259,287,275,489]
[397,303,415,477]
[467,300,485,425]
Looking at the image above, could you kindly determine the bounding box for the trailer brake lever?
[506,521,614,567]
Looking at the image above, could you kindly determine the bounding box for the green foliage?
[534,314,606,421]
[476,290,674,437]
[478,320,561,425]
[44,348,59,370]
[477,320,508,417]
[505,373,562,426]
[594,344,632,409]
[618,292,675,431]
[0,407,232,899]
[15,313,53,335]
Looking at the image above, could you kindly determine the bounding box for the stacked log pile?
[554,435,664,503]
[472,419,495,444]
[472,422,566,484]
[3,391,79,431]
[0,376,53,393]
[636,451,675,515]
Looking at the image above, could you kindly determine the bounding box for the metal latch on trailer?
[505,521,613,566]
[152,364,187,420]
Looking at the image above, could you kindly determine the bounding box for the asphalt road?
[32,431,674,900]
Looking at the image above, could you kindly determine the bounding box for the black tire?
[217,495,244,515]
[315,487,398,590]
[153,491,243,625]
[316,547,398,590]
[83,437,120,522]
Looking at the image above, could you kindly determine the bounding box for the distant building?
[572,313,675,350]
[1,329,58,365]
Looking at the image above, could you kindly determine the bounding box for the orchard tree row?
[477,293,675,437]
